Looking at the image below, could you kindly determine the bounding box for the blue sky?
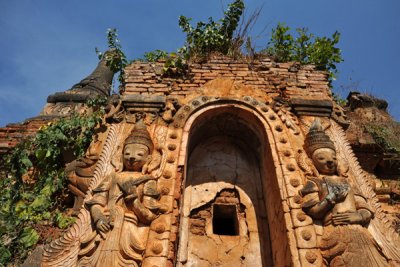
[1,0,399,126]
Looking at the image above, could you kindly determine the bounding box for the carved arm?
[301,192,336,220]
[331,194,373,226]
[86,190,112,237]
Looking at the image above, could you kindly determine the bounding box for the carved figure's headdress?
[124,120,154,152]
[304,119,335,156]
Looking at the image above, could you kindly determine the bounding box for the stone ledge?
[290,98,333,117]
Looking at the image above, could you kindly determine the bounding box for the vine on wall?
[0,101,104,265]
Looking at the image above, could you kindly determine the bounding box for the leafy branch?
[0,105,104,265]
[264,23,343,81]
[178,0,244,59]
[138,0,245,76]
[96,28,128,90]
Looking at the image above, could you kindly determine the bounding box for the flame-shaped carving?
[327,121,400,263]
[42,123,124,266]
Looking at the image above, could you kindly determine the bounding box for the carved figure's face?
[312,148,337,175]
[123,143,150,171]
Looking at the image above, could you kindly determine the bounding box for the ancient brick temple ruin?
[1,54,399,266]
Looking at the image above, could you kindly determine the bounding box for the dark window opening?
[212,204,239,236]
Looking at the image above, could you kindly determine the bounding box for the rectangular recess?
[212,204,239,236]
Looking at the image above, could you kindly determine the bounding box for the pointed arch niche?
[177,104,292,267]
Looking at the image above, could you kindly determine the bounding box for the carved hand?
[332,212,363,225]
[96,216,112,238]
[326,188,348,205]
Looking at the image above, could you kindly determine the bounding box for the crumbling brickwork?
[124,56,331,101]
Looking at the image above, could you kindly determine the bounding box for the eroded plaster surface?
[179,126,272,266]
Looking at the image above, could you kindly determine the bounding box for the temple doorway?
[178,107,279,267]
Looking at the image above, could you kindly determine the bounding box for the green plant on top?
[264,23,343,81]
[96,28,128,89]
[162,52,187,76]
[143,49,169,62]
[139,49,187,76]
[265,23,294,62]
[138,0,245,76]
[178,0,244,59]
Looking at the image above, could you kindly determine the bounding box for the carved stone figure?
[66,127,107,213]
[299,119,388,266]
[78,121,164,266]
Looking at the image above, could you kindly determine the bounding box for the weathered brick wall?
[0,117,50,154]
[124,56,331,102]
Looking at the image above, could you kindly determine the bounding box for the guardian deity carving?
[77,120,165,266]
[299,119,388,266]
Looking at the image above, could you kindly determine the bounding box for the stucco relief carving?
[172,94,300,136]
[328,120,400,264]
[272,99,300,135]
[66,125,108,213]
[299,119,389,266]
[43,119,169,267]
[41,103,90,117]
[161,99,177,123]
[41,89,400,267]
[180,78,272,104]
[104,94,124,123]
